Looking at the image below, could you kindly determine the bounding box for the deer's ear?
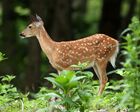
[30,15,37,22]
[30,14,42,23]
[34,21,43,27]
[36,14,42,22]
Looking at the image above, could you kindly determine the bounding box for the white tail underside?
[109,42,119,68]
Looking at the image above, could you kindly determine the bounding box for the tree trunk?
[121,0,137,30]
[48,0,73,41]
[72,0,88,37]
[99,0,122,38]
[1,0,17,74]
[24,0,47,92]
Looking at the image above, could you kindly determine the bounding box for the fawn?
[20,15,119,95]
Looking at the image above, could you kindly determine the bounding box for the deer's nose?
[19,33,25,37]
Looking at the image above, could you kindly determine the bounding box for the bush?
[118,17,140,111]
[45,64,95,112]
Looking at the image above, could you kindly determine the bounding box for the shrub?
[119,17,140,111]
[45,67,95,112]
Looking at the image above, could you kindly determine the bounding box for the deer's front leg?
[57,70,61,75]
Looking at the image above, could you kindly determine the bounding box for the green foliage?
[44,68,126,112]
[118,17,140,111]
[0,75,23,111]
[0,70,125,111]
[71,62,90,70]
[0,52,6,62]
[0,74,49,112]
[14,6,30,16]
[0,54,49,112]
[45,70,95,111]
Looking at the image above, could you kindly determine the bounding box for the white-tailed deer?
[20,15,119,95]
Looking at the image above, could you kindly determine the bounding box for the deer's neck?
[36,26,55,58]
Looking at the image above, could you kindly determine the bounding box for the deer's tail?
[110,41,119,68]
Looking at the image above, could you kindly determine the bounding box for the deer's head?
[20,15,44,38]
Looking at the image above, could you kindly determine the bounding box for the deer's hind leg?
[93,60,108,95]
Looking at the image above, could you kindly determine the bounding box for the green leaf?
[46,93,62,99]
[59,70,75,77]
[45,77,64,90]
[120,28,131,37]
[66,81,78,89]
[49,73,58,78]
[71,62,89,69]
[55,70,75,85]
[0,52,6,62]
[55,75,69,85]
[82,71,94,78]
[70,76,86,82]
[1,75,15,83]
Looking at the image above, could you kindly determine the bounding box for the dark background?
[0,0,139,92]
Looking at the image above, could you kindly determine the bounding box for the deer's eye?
[29,26,32,29]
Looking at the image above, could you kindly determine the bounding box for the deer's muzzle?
[19,33,25,38]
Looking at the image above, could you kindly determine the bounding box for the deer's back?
[51,34,118,70]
